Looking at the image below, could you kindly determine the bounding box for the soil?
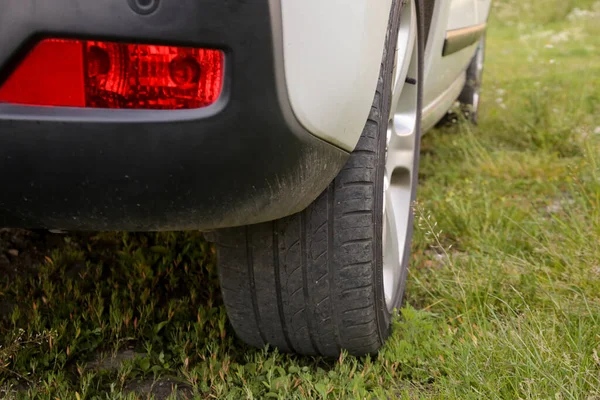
[0,229,63,280]
[0,229,194,399]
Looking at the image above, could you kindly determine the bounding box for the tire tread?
[216,0,421,357]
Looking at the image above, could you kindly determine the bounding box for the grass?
[1,0,600,398]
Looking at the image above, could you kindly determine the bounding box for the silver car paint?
[278,0,393,151]
[277,0,492,151]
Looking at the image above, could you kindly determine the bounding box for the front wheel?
[458,34,486,124]
[216,0,424,357]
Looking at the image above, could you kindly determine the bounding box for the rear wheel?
[216,0,423,357]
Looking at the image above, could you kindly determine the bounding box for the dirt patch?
[86,349,145,372]
[125,378,194,400]
[0,229,63,280]
[0,229,67,320]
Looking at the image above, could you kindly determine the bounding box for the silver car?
[0,0,490,356]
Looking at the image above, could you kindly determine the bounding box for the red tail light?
[0,39,224,109]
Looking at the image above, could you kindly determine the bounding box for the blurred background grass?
[1,0,599,398]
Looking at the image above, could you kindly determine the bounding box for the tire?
[458,34,486,124]
[216,0,423,357]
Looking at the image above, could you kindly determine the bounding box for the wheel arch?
[273,0,394,152]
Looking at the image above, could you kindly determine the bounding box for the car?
[0,0,490,356]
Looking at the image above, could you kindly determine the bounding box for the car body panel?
[422,0,489,121]
[448,0,492,29]
[0,0,490,230]
[279,0,491,151]
[0,0,350,231]
[476,0,493,25]
[278,0,393,151]
[447,0,478,30]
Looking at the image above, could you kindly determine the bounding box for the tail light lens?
[0,39,224,109]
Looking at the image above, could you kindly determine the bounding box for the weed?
[1,0,599,398]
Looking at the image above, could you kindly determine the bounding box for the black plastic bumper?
[0,0,349,231]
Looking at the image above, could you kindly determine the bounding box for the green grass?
[1,1,600,398]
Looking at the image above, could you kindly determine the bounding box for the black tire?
[458,34,486,124]
[216,0,423,357]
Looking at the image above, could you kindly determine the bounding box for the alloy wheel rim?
[382,0,419,313]
[471,36,486,114]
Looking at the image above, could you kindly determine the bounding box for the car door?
[422,0,491,130]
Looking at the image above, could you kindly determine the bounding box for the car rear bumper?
[0,0,349,230]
